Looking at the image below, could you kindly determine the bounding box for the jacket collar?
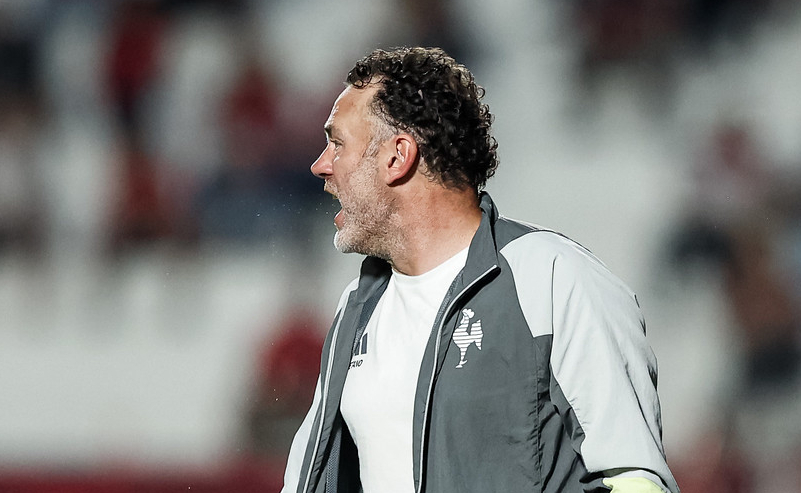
[355,191,501,299]
[354,256,392,303]
[462,191,501,283]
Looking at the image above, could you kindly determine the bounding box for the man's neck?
[388,187,482,276]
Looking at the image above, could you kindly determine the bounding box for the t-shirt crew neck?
[340,246,469,493]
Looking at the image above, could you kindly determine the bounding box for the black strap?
[325,424,342,492]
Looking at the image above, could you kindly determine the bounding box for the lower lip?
[334,209,343,228]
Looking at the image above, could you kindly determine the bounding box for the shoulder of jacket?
[497,220,632,301]
[498,219,599,267]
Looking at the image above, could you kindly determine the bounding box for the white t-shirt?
[340,248,469,493]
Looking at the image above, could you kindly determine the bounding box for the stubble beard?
[331,157,399,260]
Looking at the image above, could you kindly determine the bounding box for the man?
[281,46,680,493]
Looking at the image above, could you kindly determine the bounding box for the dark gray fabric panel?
[423,258,540,491]
[546,360,610,493]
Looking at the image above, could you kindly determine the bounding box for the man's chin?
[333,231,357,254]
[333,230,388,259]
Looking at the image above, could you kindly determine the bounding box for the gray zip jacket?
[281,193,680,493]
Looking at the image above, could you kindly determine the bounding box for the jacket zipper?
[415,265,499,493]
[302,312,344,493]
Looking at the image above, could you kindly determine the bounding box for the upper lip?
[324,182,338,199]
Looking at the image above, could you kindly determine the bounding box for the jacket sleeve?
[548,244,680,493]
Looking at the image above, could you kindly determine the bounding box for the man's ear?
[384,133,418,185]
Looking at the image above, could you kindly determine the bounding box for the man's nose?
[310,145,333,178]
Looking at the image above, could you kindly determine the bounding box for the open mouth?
[328,192,343,227]
[323,182,344,228]
[333,205,345,229]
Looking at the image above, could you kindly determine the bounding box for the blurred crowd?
[572,0,782,111]
[1,0,800,492]
[1,0,330,258]
[667,120,801,492]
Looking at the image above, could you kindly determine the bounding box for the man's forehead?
[324,84,377,129]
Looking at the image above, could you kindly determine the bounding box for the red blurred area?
[0,462,283,493]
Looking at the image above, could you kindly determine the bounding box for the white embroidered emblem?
[452,308,483,368]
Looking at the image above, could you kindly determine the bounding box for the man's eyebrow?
[324,124,342,142]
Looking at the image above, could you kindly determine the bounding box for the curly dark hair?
[346,47,498,191]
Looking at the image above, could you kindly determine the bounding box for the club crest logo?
[452,308,483,368]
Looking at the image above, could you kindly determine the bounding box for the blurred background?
[0,0,800,491]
